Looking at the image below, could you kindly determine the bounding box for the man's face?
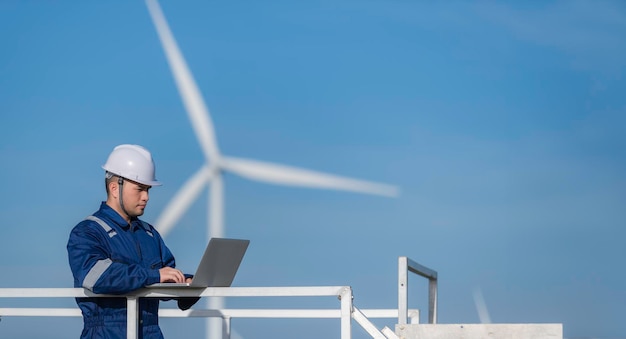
[121,180,151,218]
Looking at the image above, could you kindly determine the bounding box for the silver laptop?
[147,238,249,288]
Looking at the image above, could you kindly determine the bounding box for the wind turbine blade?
[221,156,399,197]
[154,165,212,238]
[473,287,492,324]
[145,0,220,162]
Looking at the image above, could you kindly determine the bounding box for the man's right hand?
[159,266,186,283]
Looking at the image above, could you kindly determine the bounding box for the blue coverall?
[67,202,177,339]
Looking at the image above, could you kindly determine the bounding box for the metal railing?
[0,256,431,338]
[398,256,438,325]
[0,285,419,339]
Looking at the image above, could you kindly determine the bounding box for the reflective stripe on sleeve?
[83,258,112,291]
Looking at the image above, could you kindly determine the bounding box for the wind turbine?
[145,0,399,338]
[473,286,492,324]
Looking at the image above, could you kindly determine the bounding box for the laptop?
[147,238,249,288]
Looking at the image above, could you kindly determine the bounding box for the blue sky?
[1,1,625,338]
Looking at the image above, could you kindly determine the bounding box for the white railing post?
[223,316,231,339]
[398,256,408,325]
[428,278,438,324]
[340,287,353,339]
[127,296,139,339]
[398,256,438,325]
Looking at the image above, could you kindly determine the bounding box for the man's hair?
[105,172,118,195]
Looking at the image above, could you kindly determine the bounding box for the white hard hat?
[102,144,162,186]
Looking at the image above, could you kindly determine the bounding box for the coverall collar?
[99,201,143,231]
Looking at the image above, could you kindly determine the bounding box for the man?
[67,144,195,339]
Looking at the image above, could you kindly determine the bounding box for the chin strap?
[117,177,131,222]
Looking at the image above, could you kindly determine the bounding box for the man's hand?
[159,267,186,283]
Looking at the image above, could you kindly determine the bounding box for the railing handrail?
[0,286,349,298]
[1,255,436,338]
[398,256,438,325]
[0,286,421,339]
[0,286,354,339]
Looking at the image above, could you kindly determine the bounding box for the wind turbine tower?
[145,1,399,338]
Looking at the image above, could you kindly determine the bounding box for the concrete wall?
[395,323,563,339]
